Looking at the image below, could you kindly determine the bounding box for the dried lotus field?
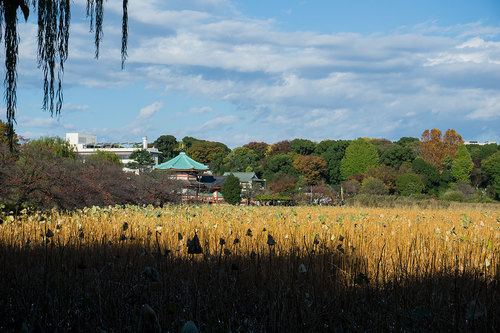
[0,205,499,332]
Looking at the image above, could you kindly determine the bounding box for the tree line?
[1,123,499,212]
[154,129,499,203]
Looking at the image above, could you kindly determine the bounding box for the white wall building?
[464,140,497,146]
[66,133,159,172]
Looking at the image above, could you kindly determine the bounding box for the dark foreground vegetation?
[0,136,180,213]
[1,240,498,332]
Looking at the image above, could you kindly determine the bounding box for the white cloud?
[138,102,163,120]
[189,106,212,114]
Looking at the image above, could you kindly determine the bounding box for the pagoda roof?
[156,152,209,171]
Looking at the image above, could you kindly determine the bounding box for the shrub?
[441,190,464,202]
[396,172,424,196]
[361,177,389,195]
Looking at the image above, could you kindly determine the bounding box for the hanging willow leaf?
[1,0,129,149]
[4,1,18,152]
[121,0,127,69]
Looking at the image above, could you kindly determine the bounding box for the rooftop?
[156,152,209,171]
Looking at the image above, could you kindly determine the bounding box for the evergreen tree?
[222,174,242,205]
[451,145,473,183]
[340,138,379,180]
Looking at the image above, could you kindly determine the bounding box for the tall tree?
[1,1,129,148]
[420,129,463,169]
[293,155,327,185]
[340,138,379,180]
[126,149,154,172]
[451,145,473,183]
[154,135,177,163]
[221,173,242,205]
[412,156,440,193]
[243,142,269,160]
[223,147,260,172]
[320,140,350,184]
[186,141,229,166]
[290,138,317,155]
[268,140,291,156]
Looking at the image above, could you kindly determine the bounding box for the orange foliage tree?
[293,155,328,185]
[420,129,463,169]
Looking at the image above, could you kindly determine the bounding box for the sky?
[2,0,500,147]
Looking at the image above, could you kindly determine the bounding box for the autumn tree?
[293,155,327,185]
[267,173,298,196]
[364,165,397,193]
[243,142,269,160]
[268,140,291,156]
[340,138,379,180]
[420,129,463,169]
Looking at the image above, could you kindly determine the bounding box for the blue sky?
[2,0,500,147]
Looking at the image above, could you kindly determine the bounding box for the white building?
[464,140,497,146]
[66,133,159,172]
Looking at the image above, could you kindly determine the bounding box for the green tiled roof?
[223,172,263,182]
[156,152,209,171]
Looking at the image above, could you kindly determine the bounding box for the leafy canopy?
[340,138,379,180]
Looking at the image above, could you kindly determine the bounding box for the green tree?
[361,177,389,195]
[2,1,129,148]
[396,172,425,196]
[290,139,317,155]
[221,173,242,205]
[266,154,295,175]
[451,145,473,183]
[89,150,122,166]
[320,140,350,184]
[340,138,379,180]
[127,149,155,172]
[186,141,229,166]
[396,137,419,146]
[381,145,416,167]
[482,151,500,199]
[154,135,177,163]
[224,147,260,172]
[29,136,75,159]
[182,136,202,150]
[412,156,440,193]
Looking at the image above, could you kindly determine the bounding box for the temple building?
[156,152,225,203]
